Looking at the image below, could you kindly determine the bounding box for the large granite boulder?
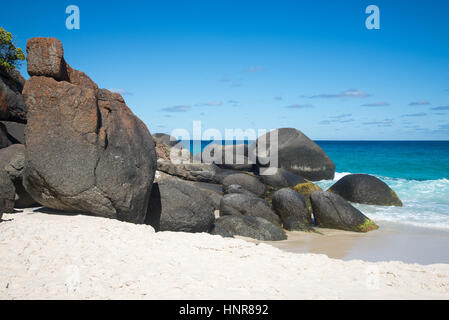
[272,188,312,231]
[310,191,378,232]
[156,159,218,183]
[222,173,266,197]
[145,178,215,233]
[254,128,335,181]
[22,37,157,223]
[214,215,287,241]
[328,174,403,207]
[259,168,306,189]
[220,193,281,226]
[0,66,27,123]
[0,144,37,208]
[0,170,15,214]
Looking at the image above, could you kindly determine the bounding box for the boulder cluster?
[1,37,402,240]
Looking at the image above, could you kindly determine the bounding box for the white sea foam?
[316,173,449,230]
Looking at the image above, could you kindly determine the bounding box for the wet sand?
[254,222,449,265]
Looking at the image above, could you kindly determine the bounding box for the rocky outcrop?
[254,128,335,181]
[22,37,157,223]
[222,173,266,197]
[0,170,15,214]
[157,159,218,183]
[0,66,27,123]
[0,144,37,208]
[145,178,215,233]
[272,188,312,231]
[214,215,287,241]
[328,174,403,207]
[310,191,378,232]
[220,193,281,226]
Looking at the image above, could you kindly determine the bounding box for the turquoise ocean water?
[185,140,449,230]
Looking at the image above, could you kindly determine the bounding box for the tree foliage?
[0,27,25,70]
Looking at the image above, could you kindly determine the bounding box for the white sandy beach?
[1,208,449,300]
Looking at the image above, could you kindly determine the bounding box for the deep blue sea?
[184,140,449,230]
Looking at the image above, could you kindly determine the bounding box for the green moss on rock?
[292,182,322,212]
[357,219,379,233]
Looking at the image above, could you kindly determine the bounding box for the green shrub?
[0,27,25,70]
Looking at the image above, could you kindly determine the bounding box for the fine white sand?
[1,208,449,300]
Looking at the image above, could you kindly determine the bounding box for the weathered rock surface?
[0,144,37,208]
[26,37,66,80]
[254,128,335,181]
[22,38,157,223]
[214,215,287,241]
[328,174,403,207]
[310,191,378,232]
[145,178,215,233]
[222,173,266,197]
[0,121,25,144]
[0,170,15,214]
[209,224,234,238]
[292,181,323,212]
[220,193,281,226]
[0,122,13,149]
[223,184,257,197]
[0,66,27,123]
[272,188,312,231]
[157,159,218,183]
[153,133,180,147]
[260,168,306,189]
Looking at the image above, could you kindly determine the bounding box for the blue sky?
[2,0,449,140]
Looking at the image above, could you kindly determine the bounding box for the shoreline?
[1,208,449,299]
[247,221,449,265]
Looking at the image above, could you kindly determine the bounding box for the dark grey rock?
[23,72,156,223]
[209,224,234,238]
[157,159,218,183]
[0,121,25,144]
[146,178,216,233]
[223,184,257,197]
[0,144,37,208]
[310,191,378,232]
[152,133,180,147]
[272,188,312,231]
[214,215,287,241]
[220,193,281,226]
[0,67,27,123]
[0,170,15,214]
[328,174,403,207]
[254,128,335,181]
[259,168,306,189]
[222,173,266,197]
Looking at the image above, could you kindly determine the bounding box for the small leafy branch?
[0,27,25,70]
